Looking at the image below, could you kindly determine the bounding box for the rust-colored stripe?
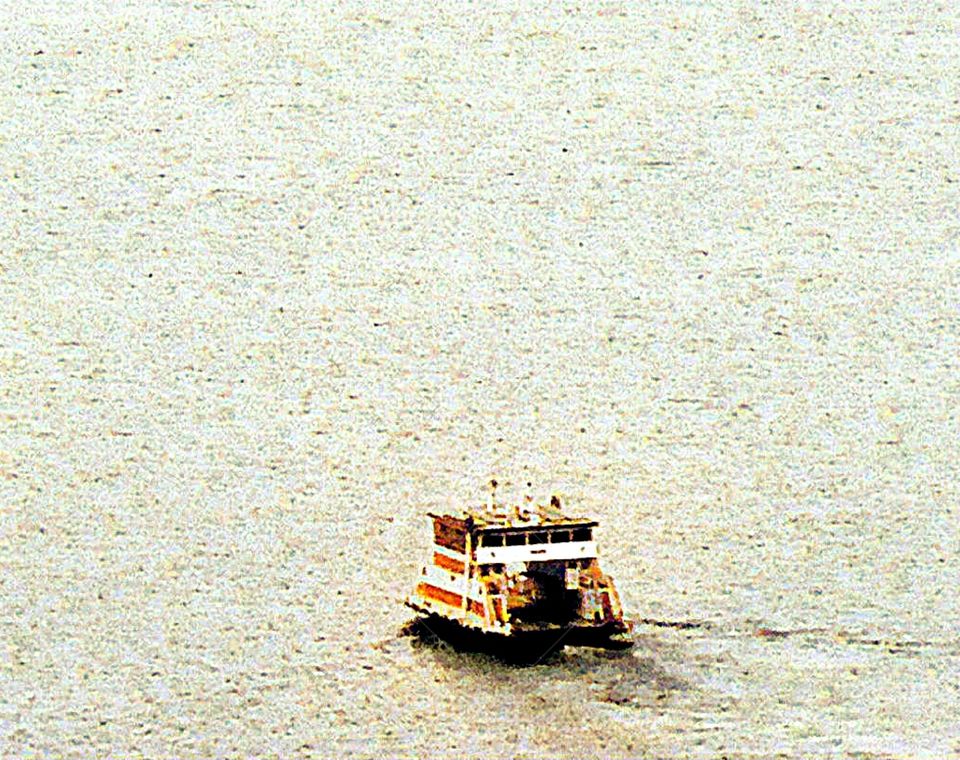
[418,583,461,608]
[417,584,487,621]
[433,552,465,574]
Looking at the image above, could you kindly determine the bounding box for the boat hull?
[406,611,632,662]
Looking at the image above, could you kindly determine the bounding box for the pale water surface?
[2,2,960,758]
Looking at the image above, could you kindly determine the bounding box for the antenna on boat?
[522,481,534,520]
[489,478,498,512]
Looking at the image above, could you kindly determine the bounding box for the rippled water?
[3,3,960,757]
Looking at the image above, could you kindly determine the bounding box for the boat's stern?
[404,497,633,650]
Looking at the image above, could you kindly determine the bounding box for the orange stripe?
[418,584,487,621]
[418,583,462,608]
[433,552,465,573]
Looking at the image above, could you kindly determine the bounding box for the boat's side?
[405,603,633,661]
[405,611,574,661]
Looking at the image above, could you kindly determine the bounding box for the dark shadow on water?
[400,617,689,704]
[571,648,689,705]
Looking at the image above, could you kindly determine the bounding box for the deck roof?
[428,505,597,532]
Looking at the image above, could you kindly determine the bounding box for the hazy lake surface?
[2,3,960,757]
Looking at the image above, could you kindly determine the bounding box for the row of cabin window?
[478,528,592,548]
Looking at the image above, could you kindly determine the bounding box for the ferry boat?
[405,490,632,656]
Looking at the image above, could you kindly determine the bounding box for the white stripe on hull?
[421,564,486,600]
[432,544,468,562]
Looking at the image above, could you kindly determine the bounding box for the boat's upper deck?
[428,498,599,564]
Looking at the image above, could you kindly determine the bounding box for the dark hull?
[407,613,632,663]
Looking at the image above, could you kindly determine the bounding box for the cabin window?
[572,527,592,542]
[529,531,548,544]
[550,530,572,543]
[505,533,525,546]
[480,533,504,548]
